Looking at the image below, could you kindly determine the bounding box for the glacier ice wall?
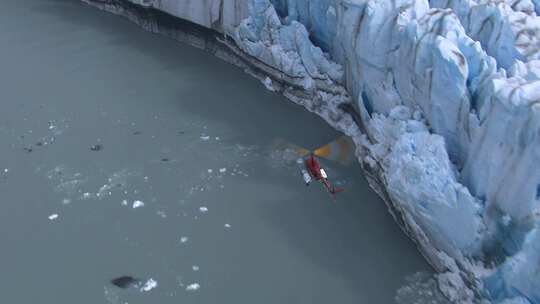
[83,0,540,303]
[431,0,540,69]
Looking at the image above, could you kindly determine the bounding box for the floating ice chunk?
[62,198,71,205]
[48,213,58,220]
[207,169,213,173]
[157,210,167,218]
[132,200,145,209]
[199,206,208,213]
[192,265,199,271]
[219,168,227,173]
[140,278,157,292]
[186,283,200,291]
[3,168,8,173]
[180,236,189,243]
[121,200,128,206]
[200,135,210,141]
[224,223,231,228]
[90,144,103,151]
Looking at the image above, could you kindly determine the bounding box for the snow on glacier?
[83,0,540,302]
[431,0,540,69]
[233,0,344,89]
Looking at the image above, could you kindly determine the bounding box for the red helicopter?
[274,135,353,200]
[302,153,345,200]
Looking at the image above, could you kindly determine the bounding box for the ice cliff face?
[84,0,540,303]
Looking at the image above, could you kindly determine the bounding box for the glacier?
[82,0,540,303]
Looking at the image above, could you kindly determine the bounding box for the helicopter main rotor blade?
[271,136,355,165]
[313,136,355,165]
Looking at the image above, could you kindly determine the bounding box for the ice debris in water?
[140,278,157,292]
[395,272,449,304]
[207,169,213,173]
[262,76,276,91]
[96,184,112,198]
[62,198,71,205]
[132,200,145,209]
[199,206,208,213]
[90,144,103,151]
[224,223,231,228]
[219,168,227,173]
[200,135,210,141]
[3,168,8,173]
[121,200,128,206]
[48,213,59,220]
[180,236,189,243]
[192,265,199,271]
[186,283,200,291]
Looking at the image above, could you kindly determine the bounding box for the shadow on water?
[30,1,432,303]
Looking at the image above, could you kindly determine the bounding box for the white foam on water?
[48,213,59,220]
[199,206,208,213]
[180,236,189,243]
